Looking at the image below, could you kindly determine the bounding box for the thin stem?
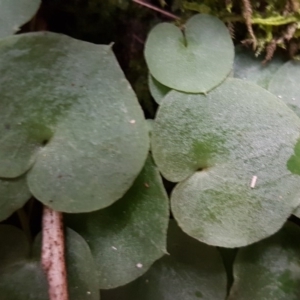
[42,206,68,300]
[132,0,180,20]
[17,208,32,243]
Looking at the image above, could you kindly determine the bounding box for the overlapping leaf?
[101,221,227,300]
[0,175,31,221]
[0,226,99,300]
[152,78,300,247]
[66,156,169,289]
[0,32,149,212]
[228,222,300,300]
[234,46,285,89]
[148,74,170,105]
[0,0,41,38]
[145,14,234,93]
[268,61,300,117]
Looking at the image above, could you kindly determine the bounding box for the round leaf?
[234,46,285,89]
[148,74,171,105]
[0,225,99,300]
[101,221,227,300]
[144,14,234,93]
[228,222,300,300]
[0,32,149,212]
[152,78,300,247]
[66,156,169,289]
[0,175,31,221]
[268,60,300,117]
[0,0,41,38]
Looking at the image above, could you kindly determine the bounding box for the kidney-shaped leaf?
[268,60,300,117]
[234,46,285,89]
[152,78,300,247]
[228,222,300,300]
[0,0,41,38]
[0,225,99,300]
[0,32,149,212]
[66,156,169,289]
[144,14,234,93]
[101,220,227,300]
[0,175,31,221]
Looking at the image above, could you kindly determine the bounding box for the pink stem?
[42,206,69,300]
[132,0,180,20]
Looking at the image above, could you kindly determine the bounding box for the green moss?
[179,0,300,58]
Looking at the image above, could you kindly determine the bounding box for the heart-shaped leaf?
[234,46,285,89]
[0,0,41,38]
[268,60,300,117]
[0,175,31,221]
[148,74,170,105]
[0,225,99,300]
[66,156,169,289]
[0,32,149,212]
[101,220,227,300]
[228,222,300,300]
[152,78,300,247]
[144,14,234,93]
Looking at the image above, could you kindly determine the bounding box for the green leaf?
[148,74,170,105]
[287,141,300,218]
[293,206,300,218]
[66,156,169,289]
[287,140,300,175]
[0,175,31,221]
[151,78,300,247]
[228,222,300,300]
[0,32,149,212]
[0,0,41,38]
[0,225,99,300]
[101,221,227,300]
[234,46,285,89]
[268,61,300,117]
[34,229,100,300]
[144,14,234,93]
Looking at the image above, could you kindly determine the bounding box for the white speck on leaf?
[130,120,136,124]
[250,176,257,188]
[136,263,143,268]
[112,246,117,250]
[278,95,282,99]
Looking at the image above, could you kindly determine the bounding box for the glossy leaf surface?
[0,0,41,38]
[0,226,99,300]
[145,14,234,93]
[0,32,149,212]
[152,78,300,247]
[101,221,227,300]
[228,222,300,300]
[66,157,169,289]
